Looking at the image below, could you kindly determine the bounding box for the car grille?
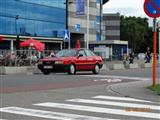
[43,61,54,65]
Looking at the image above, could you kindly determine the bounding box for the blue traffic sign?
[74,24,80,32]
[63,30,70,42]
[143,0,160,18]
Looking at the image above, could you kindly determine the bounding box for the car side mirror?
[78,54,83,58]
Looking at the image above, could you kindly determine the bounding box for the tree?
[120,16,151,53]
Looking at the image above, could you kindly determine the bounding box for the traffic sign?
[74,24,80,32]
[143,0,160,18]
[63,30,70,42]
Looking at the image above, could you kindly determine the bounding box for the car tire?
[68,64,76,75]
[43,70,50,75]
[93,64,100,74]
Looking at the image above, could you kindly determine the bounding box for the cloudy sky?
[103,0,160,26]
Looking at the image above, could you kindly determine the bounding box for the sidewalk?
[101,59,160,71]
[109,80,160,102]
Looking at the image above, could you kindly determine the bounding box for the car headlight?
[55,61,64,64]
[38,61,43,64]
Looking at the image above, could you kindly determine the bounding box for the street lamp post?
[65,0,72,49]
[158,21,160,84]
[158,21,160,63]
[15,15,19,34]
[86,0,89,49]
[15,15,20,51]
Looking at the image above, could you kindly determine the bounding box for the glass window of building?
[0,0,66,37]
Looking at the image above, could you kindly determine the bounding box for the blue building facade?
[0,0,66,37]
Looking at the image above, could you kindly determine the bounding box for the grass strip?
[148,84,160,95]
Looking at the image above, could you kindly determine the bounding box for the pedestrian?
[129,52,134,64]
[10,52,16,66]
[145,48,151,63]
[31,53,37,65]
[50,51,55,57]
[123,53,128,65]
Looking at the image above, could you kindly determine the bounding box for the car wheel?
[43,70,50,75]
[93,64,100,74]
[68,64,76,75]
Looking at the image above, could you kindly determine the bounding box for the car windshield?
[56,49,77,57]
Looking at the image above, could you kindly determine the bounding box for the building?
[103,13,120,40]
[0,0,108,51]
[90,13,128,60]
[67,0,108,48]
[0,0,66,50]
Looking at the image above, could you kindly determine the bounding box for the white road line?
[66,99,160,110]
[0,107,117,120]
[94,79,122,82]
[34,102,160,119]
[81,75,151,81]
[93,95,153,103]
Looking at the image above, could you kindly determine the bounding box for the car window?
[79,50,86,56]
[56,49,77,57]
[85,50,96,56]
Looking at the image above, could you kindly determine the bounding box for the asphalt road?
[0,67,160,120]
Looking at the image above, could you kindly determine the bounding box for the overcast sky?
[103,0,160,26]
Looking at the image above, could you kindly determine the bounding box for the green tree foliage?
[120,16,152,53]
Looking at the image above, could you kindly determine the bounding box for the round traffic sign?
[143,0,160,18]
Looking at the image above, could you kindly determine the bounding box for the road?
[0,67,160,120]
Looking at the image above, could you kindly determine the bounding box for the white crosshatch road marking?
[93,95,154,103]
[81,75,151,81]
[1,95,159,119]
[66,99,160,110]
[0,107,117,120]
[34,102,160,119]
[93,79,122,82]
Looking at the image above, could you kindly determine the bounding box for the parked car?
[38,49,103,75]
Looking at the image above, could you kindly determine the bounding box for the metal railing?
[0,49,58,66]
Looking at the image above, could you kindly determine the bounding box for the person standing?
[129,52,134,64]
[145,48,151,63]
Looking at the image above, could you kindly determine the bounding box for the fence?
[0,49,58,66]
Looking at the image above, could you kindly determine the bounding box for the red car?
[38,49,103,75]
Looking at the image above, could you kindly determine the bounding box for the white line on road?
[34,102,160,119]
[94,79,122,82]
[81,75,151,81]
[0,107,117,120]
[66,99,160,110]
[93,95,153,103]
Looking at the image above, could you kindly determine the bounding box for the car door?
[85,50,96,69]
[75,50,87,70]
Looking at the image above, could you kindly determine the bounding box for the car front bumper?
[38,64,69,73]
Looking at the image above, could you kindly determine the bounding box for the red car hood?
[39,56,75,61]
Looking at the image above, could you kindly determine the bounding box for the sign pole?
[86,0,89,49]
[158,21,160,64]
[152,18,157,87]
[143,0,160,87]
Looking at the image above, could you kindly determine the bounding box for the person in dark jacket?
[129,52,134,64]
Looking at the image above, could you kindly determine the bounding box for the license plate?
[44,66,53,69]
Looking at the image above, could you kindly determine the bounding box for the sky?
[103,0,160,26]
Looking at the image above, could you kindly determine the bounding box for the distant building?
[102,13,120,40]
[90,13,128,60]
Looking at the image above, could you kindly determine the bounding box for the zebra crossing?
[0,95,159,120]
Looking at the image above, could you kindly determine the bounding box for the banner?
[75,0,85,16]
